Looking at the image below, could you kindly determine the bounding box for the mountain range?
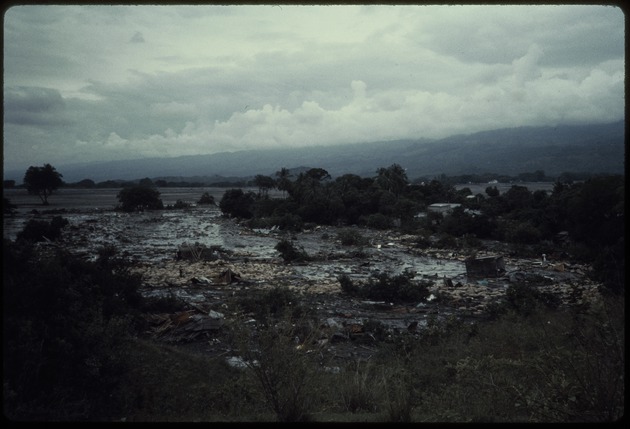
[4,120,625,183]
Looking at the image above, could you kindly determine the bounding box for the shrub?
[337,362,379,413]
[116,185,164,212]
[3,241,144,420]
[382,362,415,422]
[435,234,457,249]
[363,213,393,230]
[219,188,255,219]
[338,274,360,296]
[412,234,432,249]
[275,239,310,263]
[235,286,310,323]
[3,197,17,215]
[506,222,543,244]
[342,270,432,303]
[197,192,215,205]
[166,199,191,209]
[237,319,319,422]
[276,213,304,232]
[337,228,367,246]
[363,271,431,303]
[16,215,68,242]
[503,283,561,316]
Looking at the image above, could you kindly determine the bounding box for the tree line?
[5,162,624,293]
[221,165,623,293]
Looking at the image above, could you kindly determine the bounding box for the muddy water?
[4,187,600,350]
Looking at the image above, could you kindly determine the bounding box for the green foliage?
[412,234,432,249]
[23,163,64,205]
[197,191,216,205]
[236,318,320,422]
[382,361,415,422]
[16,215,69,242]
[340,271,431,303]
[491,283,561,317]
[336,228,367,246]
[3,241,145,420]
[362,213,393,230]
[470,185,493,199]
[275,238,310,263]
[338,274,360,296]
[435,233,457,249]
[375,164,409,196]
[253,174,276,196]
[275,167,293,197]
[275,213,304,232]
[438,206,496,239]
[3,197,17,215]
[166,199,191,209]
[235,286,310,323]
[337,362,380,413]
[116,185,164,212]
[219,188,256,218]
[503,221,543,244]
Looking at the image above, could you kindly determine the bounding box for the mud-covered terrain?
[3,187,602,362]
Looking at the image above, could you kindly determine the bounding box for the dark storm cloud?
[3,86,72,126]
[2,4,625,171]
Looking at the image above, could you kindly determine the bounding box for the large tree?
[253,174,276,197]
[375,164,408,196]
[23,164,64,205]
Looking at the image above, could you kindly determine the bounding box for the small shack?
[465,255,505,278]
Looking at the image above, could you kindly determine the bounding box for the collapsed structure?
[464,255,506,278]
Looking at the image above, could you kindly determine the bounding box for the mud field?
[3,187,601,362]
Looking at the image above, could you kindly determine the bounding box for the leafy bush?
[337,362,379,413]
[412,234,432,249]
[16,215,69,242]
[276,213,304,232]
[363,213,393,230]
[337,228,367,246]
[197,192,215,205]
[338,274,360,296]
[435,233,458,249]
[3,197,17,215]
[234,286,310,323]
[116,185,164,212]
[340,271,431,303]
[3,241,145,420]
[504,283,561,316]
[506,221,543,244]
[236,319,320,422]
[219,188,256,219]
[166,199,191,209]
[275,239,310,263]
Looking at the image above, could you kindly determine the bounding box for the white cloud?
[2,4,624,172]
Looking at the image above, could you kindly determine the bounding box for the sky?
[3,4,625,173]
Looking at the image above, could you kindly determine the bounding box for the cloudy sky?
[3,4,625,173]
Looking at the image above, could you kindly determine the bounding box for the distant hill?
[4,120,624,183]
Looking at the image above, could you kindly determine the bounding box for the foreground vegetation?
[3,228,625,422]
[3,165,624,422]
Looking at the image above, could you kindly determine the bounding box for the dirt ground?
[3,187,601,361]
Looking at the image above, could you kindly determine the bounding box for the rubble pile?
[4,201,605,361]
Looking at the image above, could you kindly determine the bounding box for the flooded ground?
[3,187,600,361]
